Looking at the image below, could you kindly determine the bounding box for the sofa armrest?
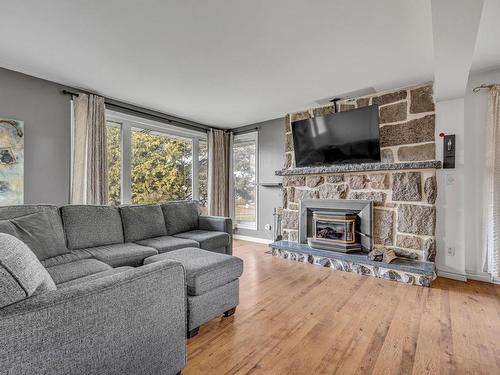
[199,215,233,254]
[0,261,186,375]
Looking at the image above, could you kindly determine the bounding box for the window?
[106,121,121,206]
[198,140,208,214]
[233,132,258,229]
[105,111,207,207]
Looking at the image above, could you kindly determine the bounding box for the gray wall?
[234,117,285,240]
[0,68,71,205]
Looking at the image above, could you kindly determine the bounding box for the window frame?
[232,131,259,230]
[106,110,207,205]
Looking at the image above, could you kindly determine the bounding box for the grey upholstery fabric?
[174,230,230,252]
[41,251,92,268]
[57,267,133,289]
[161,201,199,235]
[0,234,56,308]
[0,205,68,260]
[46,259,111,285]
[0,212,69,261]
[144,247,243,296]
[136,235,199,253]
[61,205,124,249]
[83,243,158,267]
[120,204,167,242]
[0,261,186,375]
[187,279,239,330]
[199,215,233,254]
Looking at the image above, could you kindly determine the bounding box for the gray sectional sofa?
[0,201,242,375]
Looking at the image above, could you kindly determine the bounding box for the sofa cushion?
[40,251,93,268]
[82,243,158,267]
[0,233,56,308]
[46,259,111,285]
[161,201,199,235]
[136,235,199,253]
[0,211,69,260]
[57,267,134,289]
[61,205,124,250]
[173,230,230,251]
[144,247,243,296]
[120,204,167,242]
[0,205,68,261]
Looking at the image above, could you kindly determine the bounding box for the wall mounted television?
[291,104,380,167]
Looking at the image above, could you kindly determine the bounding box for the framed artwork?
[0,118,24,205]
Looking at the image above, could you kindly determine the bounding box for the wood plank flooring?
[184,240,500,375]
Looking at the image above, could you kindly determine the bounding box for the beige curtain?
[483,85,500,278]
[207,129,233,217]
[71,94,108,205]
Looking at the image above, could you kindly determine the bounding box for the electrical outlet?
[265,224,272,231]
[447,246,456,256]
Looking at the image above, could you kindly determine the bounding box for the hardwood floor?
[184,240,500,375]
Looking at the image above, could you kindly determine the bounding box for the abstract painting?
[0,118,24,205]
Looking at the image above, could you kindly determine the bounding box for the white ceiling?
[0,1,496,128]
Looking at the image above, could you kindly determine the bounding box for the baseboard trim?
[437,270,467,282]
[466,272,492,283]
[233,235,273,244]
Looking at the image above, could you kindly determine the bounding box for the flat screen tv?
[291,104,380,167]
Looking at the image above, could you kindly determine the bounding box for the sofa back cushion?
[61,205,124,250]
[0,205,68,260]
[161,201,199,235]
[120,204,167,242]
[0,233,56,308]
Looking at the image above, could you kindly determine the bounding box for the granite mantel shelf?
[269,241,436,287]
[275,160,442,176]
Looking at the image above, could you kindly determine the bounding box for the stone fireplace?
[269,82,439,287]
[299,199,372,253]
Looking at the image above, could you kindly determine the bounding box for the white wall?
[463,67,500,280]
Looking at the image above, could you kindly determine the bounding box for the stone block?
[379,102,407,124]
[346,174,367,190]
[380,148,394,163]
[306,176,324,188]
[372,90,407,106]
[392,172,422,201]
[348,191,386,206]
[357,98,370,108]
[369,173,388,189]
[284,152,292,169]
[338,103,355,112]
[282,188,288,209]
[380,115,435,147]
[283,176,305,187]
[410,85,434,113]
[288,230,298,242]
[288,202,299,210]
[290,111,310,122]
[396,234,422,250]
[319,184,347,199]
[397,204,436,236]
[373,209,394,245]
[423,238,436,261]
[393,248,419,259]
[313,106,335,117]
[325,175,344,183]
[282,209,299,230]
[285,133,294,152]
[287,187,295,204]
[424,176,437,204]
[293,188,319,202]
[397,143,435,161]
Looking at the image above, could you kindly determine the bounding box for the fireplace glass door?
[313,213,356,244]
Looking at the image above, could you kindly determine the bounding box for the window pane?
[199,140,208,215]
[234,139,256,227]
[131,128,192,204]
[106,122,121,206]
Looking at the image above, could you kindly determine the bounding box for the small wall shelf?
[259,183,283,188]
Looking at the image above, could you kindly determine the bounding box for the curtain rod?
[472,84,499,93]
[62,89,213,133]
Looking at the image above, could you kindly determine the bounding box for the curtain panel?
[207,129,233,217]
[483,85,500,278]
[71,94,108,205]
